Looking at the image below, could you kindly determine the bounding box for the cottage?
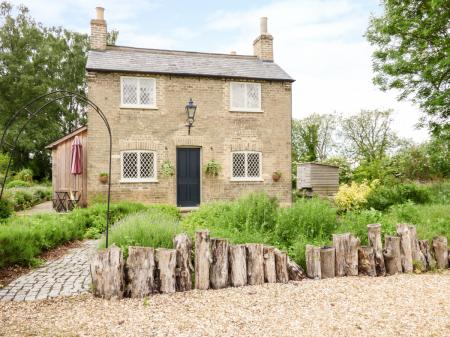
[71,7,294,207]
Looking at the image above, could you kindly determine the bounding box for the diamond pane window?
[231,151,262,180]
[121,77,156,107]
[230,82,261,111]
[121,151,157,182]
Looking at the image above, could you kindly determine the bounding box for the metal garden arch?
[0,90,113,247]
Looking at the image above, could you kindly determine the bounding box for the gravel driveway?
[1,271,449,337]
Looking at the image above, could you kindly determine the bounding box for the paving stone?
[0,240,97,302]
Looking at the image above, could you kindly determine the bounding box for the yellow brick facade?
[86,72,292,206]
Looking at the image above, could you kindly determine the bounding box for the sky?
[11,0,429,142]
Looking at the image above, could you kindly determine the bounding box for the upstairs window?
[231,151,262,181]
[121,77,156,108]
[121,151,157,182]
[230,82,262,111]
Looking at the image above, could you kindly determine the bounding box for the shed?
[46,126,88,207]
[297,162,339,197]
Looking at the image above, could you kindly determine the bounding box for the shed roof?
[86,46,294,82]
[45,126,87,149]
[298,162,340,168]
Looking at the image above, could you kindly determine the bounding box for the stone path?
[16,200,55,216]
[0,240,97,302]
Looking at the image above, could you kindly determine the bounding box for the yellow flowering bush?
[334,180,379,212]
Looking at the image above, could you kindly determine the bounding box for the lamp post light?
[185,98,197,135]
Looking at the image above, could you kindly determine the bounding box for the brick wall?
[86,72,292,206]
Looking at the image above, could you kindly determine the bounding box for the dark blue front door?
[177,148,200,207]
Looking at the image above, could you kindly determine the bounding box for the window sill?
[229,108,264,113]
[230,178,264,182]
[120,105,158,110]
[119,179,159,184]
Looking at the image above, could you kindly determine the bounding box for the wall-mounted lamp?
[185,98,197,135]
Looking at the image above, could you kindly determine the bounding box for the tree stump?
[90,246,124,299]
[367,223,386,276]
[246,244,264,285]
[383,236,402,275]
[408,225,427,271]
[287,257,306,281]
[210,238,229,289]
[432,236,448,269]
[263,246,276,283]
[332,233,360,276]
[320,246,335,279]
[155,248,176,294]
[229,245,247,287]
[418,240,436,270]
[396,224,413,273]
[173,233,193,292]
[358,246,376,277]
[306,245,321,279]
[195,230,211,290]
[125,247,155,298]
[274,248,289,283]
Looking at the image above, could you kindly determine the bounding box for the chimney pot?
[230,51,236,55]
[260,17,268,34]
[96,7,105,20]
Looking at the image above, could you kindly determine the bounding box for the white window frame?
[120,76,157,109]
[229,82,262,112]
[230,151,263,182]
[120,150,158,183]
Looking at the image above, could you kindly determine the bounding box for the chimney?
[253,17,273,62]
[90,7,107,51]
[230,51,237,55]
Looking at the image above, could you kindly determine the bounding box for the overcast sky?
[12,0,429,142]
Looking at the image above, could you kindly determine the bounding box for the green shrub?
[276,198,337,245]
[3,185,51,211]
[98,210,181,256]
[14,169,33,182]
[6,180,31,188]
[366,183,431,211]
[0,198,13,219]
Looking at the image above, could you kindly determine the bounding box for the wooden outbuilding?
[297,162,339,197]
[46,126,88,207]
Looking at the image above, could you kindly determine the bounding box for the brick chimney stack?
[90,7,107,51]
[253,17,273,62]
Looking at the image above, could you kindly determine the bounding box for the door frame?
[176,146,202,207]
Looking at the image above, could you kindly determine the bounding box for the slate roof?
[86,46,294,82]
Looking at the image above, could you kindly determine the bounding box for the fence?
[90,225,449,299]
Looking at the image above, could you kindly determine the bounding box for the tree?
[292,113,336,162]
[366,0,450,133]
[340,109,398,163]
[0,2,89,178]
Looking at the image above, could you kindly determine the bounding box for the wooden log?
[383,236,402,275]
[125,247,155,298]
[90,246,124,299]
[306,245,321,279]
[210,238,229,289]
[358,246,376,277]
[418,240,436,270]
[367,223,386,276]
[274,248,289,283]
[263,246,276,283]
[155,248,176,294]
[432,236,448,269]
[320,246,335,279]
[173,233,193,292]
[229,245,247,287]
[246,244,264,285]
[396,224,413,273]
[195,230,211,290]
[408,225,427,271]
[332,233,360,276]
[287,257,306,281]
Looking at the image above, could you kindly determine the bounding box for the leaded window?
[231,151,262,180]
[121,151,157,182]
[230,82,261,111]
[121,77,156,108]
